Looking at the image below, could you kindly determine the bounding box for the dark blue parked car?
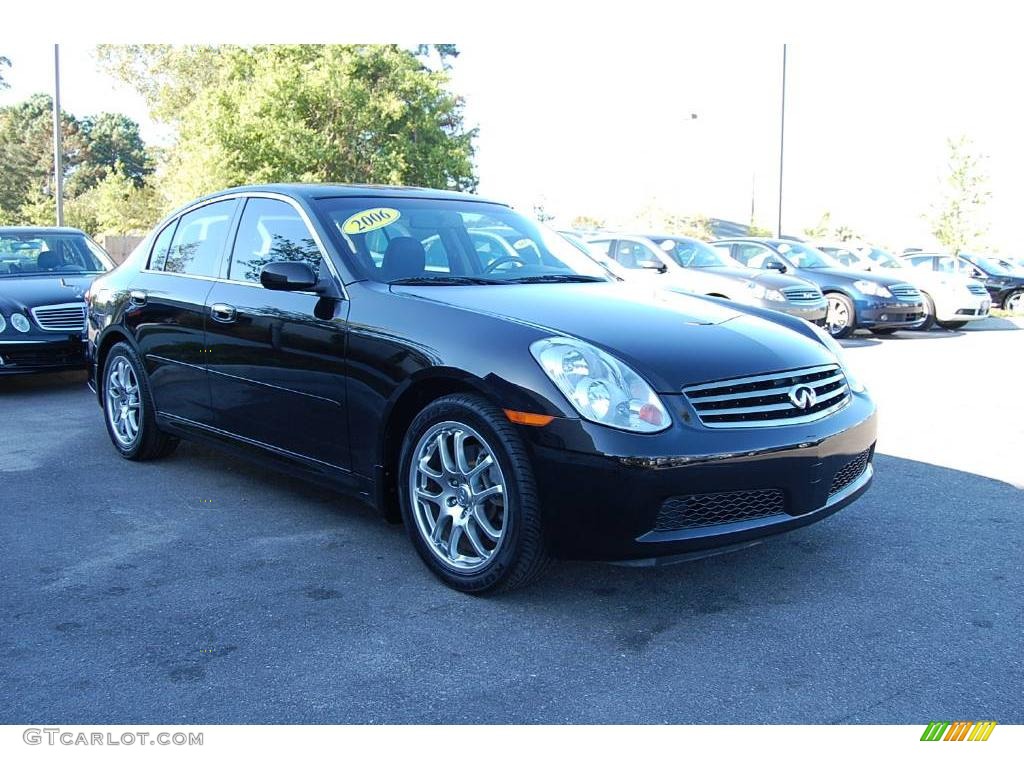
[714,238,924,338]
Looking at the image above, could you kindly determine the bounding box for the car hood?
[0,274,95,310]
[799,267,914,287]
[699,266,816,290]
[392,282,836,391]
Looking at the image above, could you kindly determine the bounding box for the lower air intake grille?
[654,488,786,531]
[829,449,871,497]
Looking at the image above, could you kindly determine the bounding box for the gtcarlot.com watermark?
[23,728,203,747]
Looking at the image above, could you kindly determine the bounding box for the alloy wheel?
[826,297,851,336]
[105,355,142,447]
[1006,291,1023,313]
[409,420,507,573]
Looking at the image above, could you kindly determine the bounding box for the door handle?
[210,303,237,323]
[129,290,147,306]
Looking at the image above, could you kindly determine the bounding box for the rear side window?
[148,221,177,271]
[229,198,322,283]
[160,200,237,277]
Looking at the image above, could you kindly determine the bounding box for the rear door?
[204,196,351,470]
[126,198,239,426]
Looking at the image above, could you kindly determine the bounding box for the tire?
[824,293,855,339]
[1003,290,1023,313]
[936,320,968,330]
[869,328,896,336]
[101,342,179,461]
[914,292,936,331]
[398,393,550,594]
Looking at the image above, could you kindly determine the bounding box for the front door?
[204,196,351,470]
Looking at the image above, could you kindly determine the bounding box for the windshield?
[314,198,609,285]
[0,232,111,277]
[970,256,1017,276]
[864,248,903,269]
[649,236,740,269]
[774,241,839,269]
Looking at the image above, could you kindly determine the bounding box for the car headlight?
[10,312,30,333]
[0,315,6,333]
[530,337,671,433]
[805,321,865,393]
[747,282,785,302]
[852,279,892,298]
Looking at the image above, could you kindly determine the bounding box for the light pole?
[53,43,64,227]
[776,44,787,239]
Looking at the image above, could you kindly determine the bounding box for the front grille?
[829,449,871,497]
[683,364,851,428]
[655,488,786,531]
[30,303,87,332]
[889,283,921,300]
[782,286,823,303]
[967,284,987,296]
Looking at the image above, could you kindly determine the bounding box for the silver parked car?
[587,233,828,324]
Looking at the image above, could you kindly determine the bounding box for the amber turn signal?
[503,409,555,427]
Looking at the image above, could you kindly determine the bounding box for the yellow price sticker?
[341,207,401,235]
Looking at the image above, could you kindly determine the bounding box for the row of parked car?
[557,231,1024,338]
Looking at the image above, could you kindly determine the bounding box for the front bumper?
[755,297,828,324]
[528,392,877,561]
[855,297,924,329]
[940,294,990,322]
[0,337,88,375]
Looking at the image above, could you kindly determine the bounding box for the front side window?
[160,200,237,278]
[907,255,934,271]
[314,197,608,284]
[229,198,322,283]
[0,233,111,277]
[615,240,664,270]
[657,238,737,269]
[774,242,836,269]
[733,243,776,268]
[866,248,902,269]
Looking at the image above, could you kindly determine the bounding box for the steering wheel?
[483,254,529,273]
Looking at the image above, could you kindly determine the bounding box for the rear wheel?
[914,292,936,331]
[398,393,550,593]
[102,342,179,460]
[824,293,855,339]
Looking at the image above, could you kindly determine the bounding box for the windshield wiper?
[389,275,509,286]
[504,274,608,284]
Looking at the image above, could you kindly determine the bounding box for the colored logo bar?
[920,721,997,741]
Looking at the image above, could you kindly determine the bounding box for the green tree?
[569,214,605,231]
[0,94,153,226]
[99,44,478,205]
[68,165,167,234]
[928,135,991,255]
[0,55,10,89]
[803,211,832,239]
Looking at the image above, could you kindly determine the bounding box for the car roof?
[195,183,504,206]
[0,226,89,236]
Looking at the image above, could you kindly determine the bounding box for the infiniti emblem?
[788,384,817,410]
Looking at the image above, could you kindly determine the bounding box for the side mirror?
[260,261,319,292]
[766,260,787,273]
[972,269,985,280]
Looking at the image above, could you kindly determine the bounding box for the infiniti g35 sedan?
[86,184,877,593]
[0,227,113,374]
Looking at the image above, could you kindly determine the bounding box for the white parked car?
[815,243,990,330]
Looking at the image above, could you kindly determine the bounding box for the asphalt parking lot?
[1,319,1022,724]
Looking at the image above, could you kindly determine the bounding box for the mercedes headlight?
[853,280,892,298]
[530,337,671,433]
[10,312,30,333]
[0,315,6,333]
[805,321,865,393]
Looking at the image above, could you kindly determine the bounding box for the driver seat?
[37,251,62,271]
[380,237,426,281]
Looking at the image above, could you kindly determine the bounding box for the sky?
[3,37,1022,253]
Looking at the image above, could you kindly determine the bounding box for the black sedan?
[86,185,877,593]
[906,252,1024,312]
[0,227,112,374]
[714,238,925,337]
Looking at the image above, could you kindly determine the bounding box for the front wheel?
[825,293,855,339]
[1003,290,1023,313]
[102,342,179,460]
[398,393,550,593]
[937,320,968,330]
[914,292,936,331]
